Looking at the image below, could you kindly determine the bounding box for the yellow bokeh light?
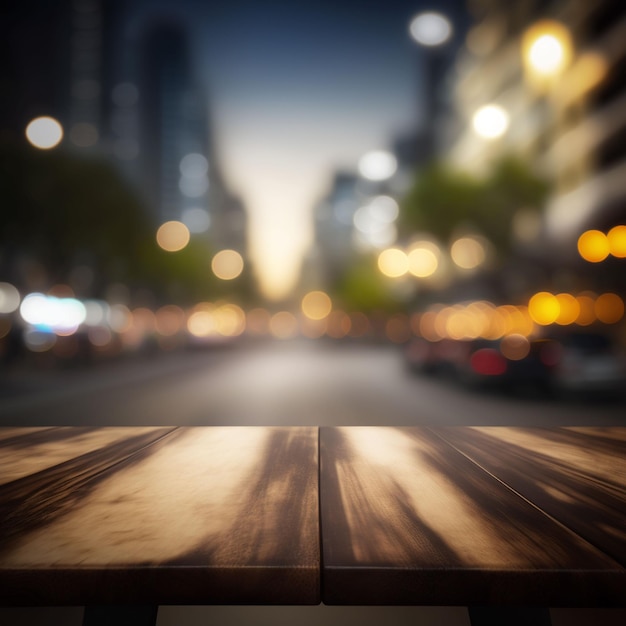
[215,304,246,337]
[378,248,409,278]
[575,295,597,326]
[577,230,610,263]
[419,310,441,341]
[528,292,560,325]
[301,290,332,320]
[211,250,244,280]
[595,293,624,324]
[522,21,572,79]
[555,293,580,325]
[156,221,190,252]
[408,247,438,277]
[607,225,626,258]
[472,105,509,139]
[187,310,216,338]
[25,116,63,149]
[450,237,486,269]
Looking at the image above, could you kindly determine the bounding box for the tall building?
[136,17,247,255]
[445,0,626,261]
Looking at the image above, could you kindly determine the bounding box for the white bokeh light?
[183,208,211,233]
[409,12,452,47]
[25,117,64,149]
[358,151,398,181]
[472,105,510,139]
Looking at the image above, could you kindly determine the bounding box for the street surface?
[1,339,625,428]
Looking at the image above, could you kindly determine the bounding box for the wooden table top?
[320,426,626,607]
[1,426,625,608]
[0,426,320,605]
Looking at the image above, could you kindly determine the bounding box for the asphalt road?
[1,338,625,427]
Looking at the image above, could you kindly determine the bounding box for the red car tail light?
[470,348,508,376]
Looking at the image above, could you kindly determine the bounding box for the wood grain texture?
[320,426,626,606]
[0,427,320,605]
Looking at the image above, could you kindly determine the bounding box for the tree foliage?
[0,142,227,303]
[399,154,551,254]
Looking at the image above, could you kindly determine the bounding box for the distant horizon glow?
[196,2,423,299]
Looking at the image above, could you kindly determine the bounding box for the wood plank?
[435,427,626,567]
[0,426,320,605]
[320,426,626,606]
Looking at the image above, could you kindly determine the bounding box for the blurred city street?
[2,339,625,429]
[3,0,626,623]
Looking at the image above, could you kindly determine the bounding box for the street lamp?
[522,20,573,87]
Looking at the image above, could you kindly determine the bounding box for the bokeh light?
[246,308,271,336]
[187,307,215,338]
[214,304,246,337]
[179,153,209,178]
[409,12,452,47]
[607,225,626,258]
[212,249,244,280]
[269,311,298,339]
[577,230,610,263]
[182,208,211,233]
[522,21,572,78]
[155,305,185,336]
[19,293,86,334]
[25,116,63,149]
[358,151,397,181]
[407,246,438,278]
[378,248,409,278]
[575,294,597,326]
[472,105,509,139]
[555,293,580,325]
[450,237,486,269]
[156,221,190,252]
[179,176,209,198]
[594,293,624,324]
[500,334,531,361]
[0,282,21,314]
[301,291,332,320]
[327,311,352,339]
[70,122,99,147]
[528,292,560,325]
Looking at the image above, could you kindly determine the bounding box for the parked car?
[405,335,555,391]
[545,330,626,398]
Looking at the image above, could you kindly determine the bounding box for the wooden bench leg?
[83,605,159,626]
[468,606,551,626]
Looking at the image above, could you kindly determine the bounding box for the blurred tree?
[0,141,247,304]
[332,254,405,313]
[399,154,550,255]
[399,162,484,241]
